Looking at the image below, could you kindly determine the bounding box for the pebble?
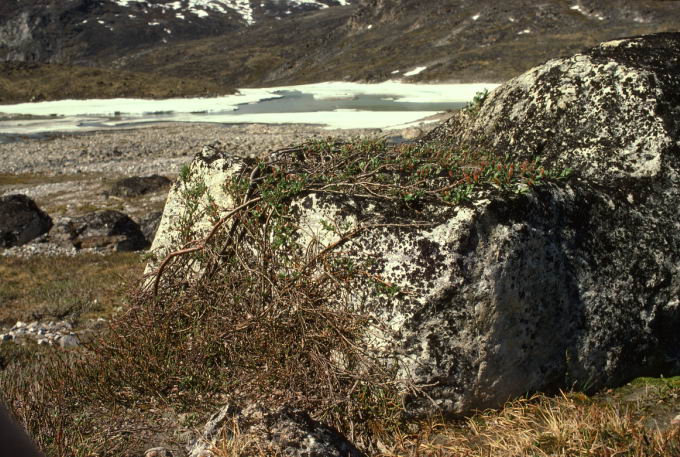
[144,447,173,457]
[672,414,680,426]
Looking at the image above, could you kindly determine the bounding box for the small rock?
[51,210,148,251]
[57,334,79,348]
[188,404,363,457]
[144,447,173,457]
[37,339,49,346]
[110,175,172,198]
[0,334,12,342]
[14,321,26,329]
[672,414,680,426]
[192,451,212,457]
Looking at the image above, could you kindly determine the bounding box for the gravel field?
[0,122,393,257]
[0,122,384,176]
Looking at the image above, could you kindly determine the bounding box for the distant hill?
[117,0,680,86]
[1,0,679,102]
[0,0,353,64]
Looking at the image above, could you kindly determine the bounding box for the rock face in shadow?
[0,194,52,247]
[151,33,680,416]
[139,211,164,245]
[52,210,148,251]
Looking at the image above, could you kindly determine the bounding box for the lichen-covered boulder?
[152,33,680,416]
[0,194,52,247]
[426,32,680,187]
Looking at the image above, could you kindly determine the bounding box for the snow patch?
[570,4,605,21]
[113,0,255,25]
[289,0,330,9]
[404,66,428,77]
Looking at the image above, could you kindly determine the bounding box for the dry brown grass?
[0,252,143,325]
[0,173,102,187]
[198,388,680,457]
[381,392,679,457]
[0,62,233,104]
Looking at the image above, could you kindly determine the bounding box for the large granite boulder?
[150,33,680,416]
[0,194,52,247]
[52,210,148,252]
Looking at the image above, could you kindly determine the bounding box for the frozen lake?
[0,81,498,137]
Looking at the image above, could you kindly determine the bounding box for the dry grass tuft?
[384,392,680,457]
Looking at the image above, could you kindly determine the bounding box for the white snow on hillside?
[404,66,427,77]
[570,4,605,21]
[289,0,329,9]
[112,0,254,24]
[110,1,349,25]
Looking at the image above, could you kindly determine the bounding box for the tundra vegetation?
[0,132,678,456]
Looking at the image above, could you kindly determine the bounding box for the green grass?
[629,376,680,389]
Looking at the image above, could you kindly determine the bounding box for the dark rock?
[153,33,680,417]
[0,194,53,247]
[51,210,148,251]
[189,404,363,457]
[139,211,164,245]
[109,175,172,198]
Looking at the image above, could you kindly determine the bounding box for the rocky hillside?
[2,0,679,96]
[0,0,353,64]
